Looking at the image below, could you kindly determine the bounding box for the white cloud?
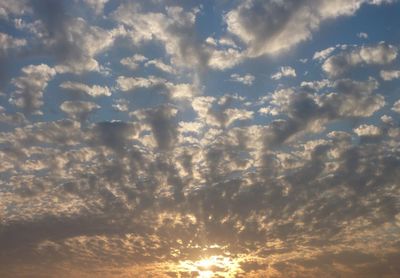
[167,83,198,100]
[380,70,400,81]
[178,121,203,134]
[230,73,255,85]
[145,59,176,74]
[354,124,381,136]
[357,32,368,39]
[313,46,336,61]
[0,0,31,19]
[224,0,389,58]
[392,100,400,113]
[120,54,148,70]
[0,32,26,55]
[44,17,124,74]
[60,100,100,120]
[301,79,331,91]
[113,4,206,70]
[79,0,109,15]
[116,75,198,100]
[271,66,297,80]
[224,108,254,126]
[112,99,129,112]
[60,81,111,97]
[9,64,56,114]
[207,48,244,70]
[116,76,165,92]
[322,43,397,77]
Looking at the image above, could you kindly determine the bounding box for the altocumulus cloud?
[0,0,400,277]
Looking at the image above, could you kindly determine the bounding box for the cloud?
[0,32,27,55]
[207,47,244,70]
[132,105,178,150]
[357,32,369,39]
[27,1,124,74]
[230,73,255,85]
[60,100,100,120]
[120,54,148,71]
[112,98,129,112]
[116,76,165,92]
[113,4,208,71]
[1,1,400,277]
[145,59,176,74]
[271,66,297,80]
[354,124,381,136]
[79,0,109,15]
[313,46,336,61]
[0,0,31,19]
[392,100,400,113]
[116,75,198,100]
[322,43,397,77]
[380,69,400,81]
[224,0,391,57]
[224,108,254,126]
[9,64,56,114]
[93,121,137,152]
[300,79,331,91]
[259,78,384,146]
[60,81,111,97]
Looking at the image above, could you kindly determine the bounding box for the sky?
[1,0,400,277]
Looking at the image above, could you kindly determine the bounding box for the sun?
[195,257,221,278]
[179,255,240,277]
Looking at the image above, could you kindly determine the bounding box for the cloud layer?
[0,0,400,277]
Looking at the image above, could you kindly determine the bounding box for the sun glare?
[179,255,240,277]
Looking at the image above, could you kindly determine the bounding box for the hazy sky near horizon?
[1,0,400,277]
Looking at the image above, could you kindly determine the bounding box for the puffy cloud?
[112,98,129,112]
[207,47,244,70]
[120,54,148,71]
[0,32,27,55]
[230,73,255,85]
[392,100,400,113]
[9,64,56,114]
[1,89,400,277]
[50,17,123,73]
[132,105,178,150]
[167,83,198,100]
[225,0,391,57]
[1,1,400,277]
[354,124,381,136]
[357,32,369,39]
[259,78,384,145]
[116,75,198,100]
[79,0,109,15]
[380,70,400,81]
[116,76,165,92]
[224,108,254,126]
[313,46,336,61]
[324,78,385,117]
[178,121,203,134]
[60,100,100,120]
[0,0,31,19]
[113,4,208,71]
[300,79,331,91]
[27,1,124,74]
[322,43,397,77]
[271,66,297,80]
[60,81,111,97]
[145,59,176,74]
